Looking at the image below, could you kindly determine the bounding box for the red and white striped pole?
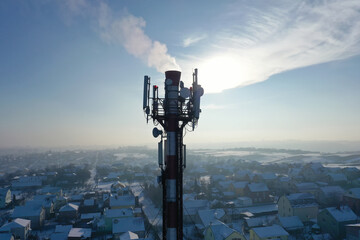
[164,70,181,240]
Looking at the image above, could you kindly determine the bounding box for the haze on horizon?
[0,0,360,152]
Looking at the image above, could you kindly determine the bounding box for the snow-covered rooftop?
[59,203,79,212]
[325,206,357,222]
[112,217,145,234]
[247,183,269,192]
[252,224,289,238]
[68,228,91,238]
[278,216,304,230]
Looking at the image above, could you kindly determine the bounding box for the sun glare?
[198,55,251,93]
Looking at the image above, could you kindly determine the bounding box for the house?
[218,181,233,191]
[0,218,31,240]
[326,173,347,184]
[80,198,98,213]
[110,195,135,209]
[318,185,344,206]
[249,224,289,240]
[39,186,62,196]
[244,215,277,232]
[254,173,277,187]
[12,205,45,229]
[50,225,72,240]
[292,182,319,196]
[102,208,134,233]
[229,182,248,196]
[204,221,245,240]
[231,204,278,219]
[274,177,292,194]
[244,183,270,203]
[183,199,209,223]
[54,195,68,212]
[80,212,101,224]
[112,217,145,238]
[346,223,360,240]
[278,216,304,234]
[0,188,12,208]
[278,193,318,222]
[58,203,79,223]
[11,176,43,190]
[68,228,91,240]
[238,197,252,206]
[196,209,227,229]
[27,194,55,219]
[111,182,129,195]
[343,187,360,215]
[300,163,326,181]
[317,206,357,239]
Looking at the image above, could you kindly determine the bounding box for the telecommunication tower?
[143,69,204,240]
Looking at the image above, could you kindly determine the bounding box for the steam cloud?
[63,1,180,72]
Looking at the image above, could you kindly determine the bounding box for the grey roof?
[295,182,318,191]
[325,206,357,222]
[54,225,72,233]
[59,203,78,212]
[287,193,318,208]
[12,205,43,218]
[252,224,289,238]
[247,183,269,192]
[320,186,344,197]
[112,217,145,234]
[0,218,30,231]
[208,221,239,240]
[232,181,248,189]
[68,228,91,238]
[278,216,304,230]
[110,195,135,207]
[105,208,134,218]
[198,209,225,227]
[347,188,360,199]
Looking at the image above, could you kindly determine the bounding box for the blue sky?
[0,0,359,151]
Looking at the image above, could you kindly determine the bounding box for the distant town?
[0,147,359,240]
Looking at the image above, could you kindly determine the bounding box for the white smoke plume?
[63,1,180,72]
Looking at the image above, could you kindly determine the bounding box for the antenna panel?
[143,76,150,110]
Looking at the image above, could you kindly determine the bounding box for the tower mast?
[143,69,204,240]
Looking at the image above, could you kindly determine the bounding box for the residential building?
[318,206,357,239]
[244,183,270,203]
[343,188,360,215]
[0,218,31,240]
[12,205,45,229]
[249,224,289,240]
[68,228,91,240]
[58,203,79,223]
[0,188,12,208]
[229,182,248,196]
[204,221,245,240]
[110,195,135,209]
[278,216,304,234]
[112,217,145,238]
[278,193,318,222]
[318,185,344,206]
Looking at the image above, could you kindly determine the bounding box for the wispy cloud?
[185,0,360,93]
[183,34,207,47]
[202,104,226,110]
[62,0,180,72]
